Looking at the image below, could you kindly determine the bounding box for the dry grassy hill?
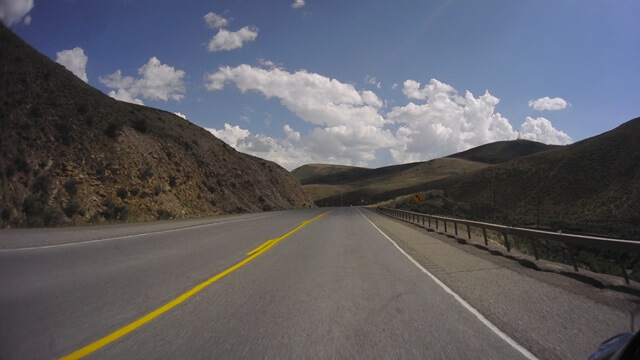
[448,139,560,164]
[409,118,640,239]
[292,158,489,206]
[294,139,557,206]
[0,25,313,228]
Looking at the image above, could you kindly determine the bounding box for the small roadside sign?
[413,193,423,204]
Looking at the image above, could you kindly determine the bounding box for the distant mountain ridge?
[0,25,313,227]
[293,139,556,206]
[447,139,560,164]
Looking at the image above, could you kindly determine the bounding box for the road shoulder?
[362,208,638,360]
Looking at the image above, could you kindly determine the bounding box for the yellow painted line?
[59,210,332,360]
[246,239,275,256]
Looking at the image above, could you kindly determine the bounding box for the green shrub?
[31,174,51,195]
[4,163,15,177]
[104,122,119,138]
[156,208,174,220]
[55,122,72,146]
[14,155,29,173]
[75,102,88,114]
[1,207,10,221]
[22,194,45,217]
[138,166,153,181]
[168,175,177,188]
[133,118,147,133]
[153,185,163,196]
[64,179,78,197]
[129,187,140,196]
[116,187,128,199]
[29,105,42,118]
[63,200,84,218]
[101,198,128,221]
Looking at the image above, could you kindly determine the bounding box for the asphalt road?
[0,207,554,359]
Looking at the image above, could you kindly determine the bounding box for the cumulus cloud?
[365,75,381,89]
[107,88,143,105]
[283,124,300,142]
[100,57,186,105]
[528,96,569,111]
[519,117,572,144]
[56,47,88,83]
[207,27,258,52]
[205,65,385,127]
[204,12,228,29]
[205,64,395,167]
[292,0,305,9]
[402,78,456,100]
[173,112,187,120]
[0,0,34,27]
[204,66,571,169]
[388,84,515,162]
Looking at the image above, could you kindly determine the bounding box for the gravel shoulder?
[362,207,640,360]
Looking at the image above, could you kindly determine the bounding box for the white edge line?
[0,214,273,252]
[356,207,539,360]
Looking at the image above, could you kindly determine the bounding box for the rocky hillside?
[0,25,313,228]
[447,139,559,164]
[395,118,640,239]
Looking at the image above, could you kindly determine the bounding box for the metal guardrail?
[377,207,640,284]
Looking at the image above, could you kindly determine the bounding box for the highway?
[0,207,632,359]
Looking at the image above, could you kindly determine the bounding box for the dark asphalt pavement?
[1,208,537,359]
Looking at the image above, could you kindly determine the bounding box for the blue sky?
[4,0,639,169]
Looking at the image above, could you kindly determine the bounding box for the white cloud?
[292,0,306,9]
[174,112,187,120]
[240,115,250,123]
[207,26,258,52]
[205,65,385,127]
[391,83,398,90]
[205,64,395,168]
[108,89,144,105]
[207,123,251,148]
[519,117,572,144]
[388,85,515,162]
[56,47,89,83]
[0,0,34,27]
[283,124,300,142]
[528,96,569,111]
[100,57,186,104]
[402,78,456,100]
[204,12,228,29]
[204,67,572,169]
[365,75,381,89]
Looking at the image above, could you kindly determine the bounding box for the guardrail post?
[531,238,539,260]
[617,255,630,284]
[444,220,448,233]
[482,228,488,246]
[454,222,458,236]
[428,217,431,227]
[503,232,511,252]
[435,219,439,229]
[568,246,578,272]
[467,224,471,240]
[422,216,425,226]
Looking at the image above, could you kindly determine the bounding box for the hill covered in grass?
[410,117,640,239]
[0,25,313,227]
[447,139,560,164]
[293,158,489,206]
[293,139,558,207]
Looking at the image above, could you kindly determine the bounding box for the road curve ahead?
[0,208,534,359]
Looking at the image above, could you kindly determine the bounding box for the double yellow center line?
[60,210,331,360]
